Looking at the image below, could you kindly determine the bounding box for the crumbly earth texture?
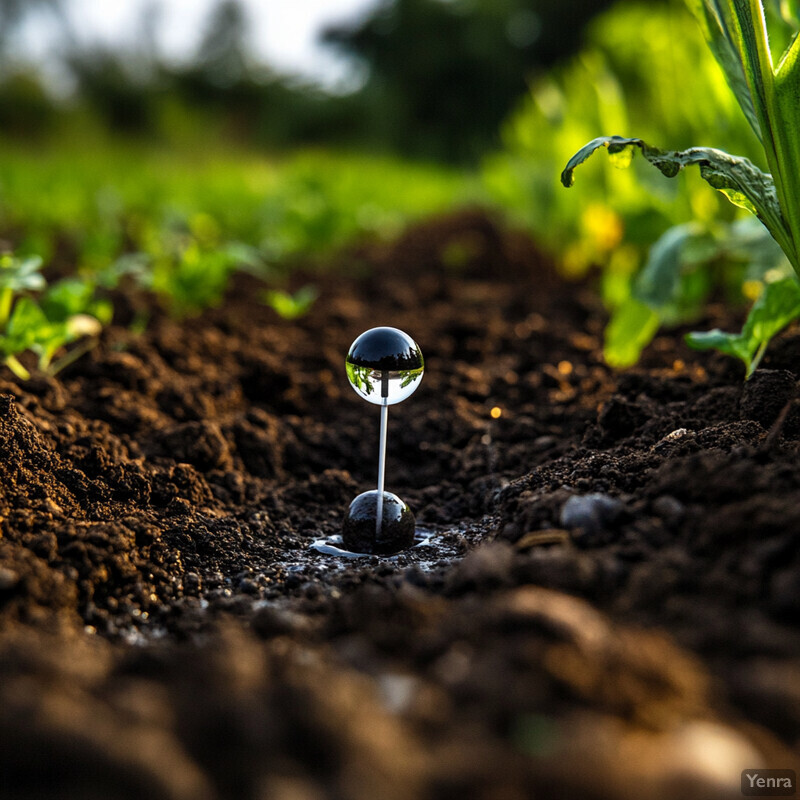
[1,210,799,800]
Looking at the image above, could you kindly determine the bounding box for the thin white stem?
[376,401,388,536]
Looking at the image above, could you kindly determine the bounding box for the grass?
[0,137,481,271]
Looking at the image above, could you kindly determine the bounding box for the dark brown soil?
[1,209,799,800]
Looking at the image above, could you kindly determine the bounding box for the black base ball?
[342,490,415,555]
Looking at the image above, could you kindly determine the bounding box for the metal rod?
[376,398,388,536]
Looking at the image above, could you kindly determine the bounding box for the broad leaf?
[687,0,764,140]
[603,296,660,368]
[741,274,800,343]
[264,285,318,320]
[561,136,794,268]
[3,297,50,354]
[41,278,95,320]
[685,327,753,363]
[0,255,45,292]
[634,222,715,318]
[686,276,800,375]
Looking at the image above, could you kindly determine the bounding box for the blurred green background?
[0,0,775,361]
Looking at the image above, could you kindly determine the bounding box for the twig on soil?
[762,396,797,452]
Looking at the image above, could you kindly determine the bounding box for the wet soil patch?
[1,209,799,799]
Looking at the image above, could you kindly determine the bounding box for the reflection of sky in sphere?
[18,0,376,91]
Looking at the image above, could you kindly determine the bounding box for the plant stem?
[0,289,12,328]
[748,340,769,378]
[732,0,800,275]
[47,339,98,376]
[3,355,30,381]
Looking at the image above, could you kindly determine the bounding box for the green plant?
[263,285,318,320]
[486,1,759,279]
[561,0,800,373]
[0,253,106,379]
[687,276,800,376]
[141,238,246,319]
[0,254,46,377]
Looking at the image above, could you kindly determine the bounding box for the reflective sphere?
[342,490,416,554]
[346,327,424,406]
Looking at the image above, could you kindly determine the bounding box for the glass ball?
[342,490,416,555]
[346,327,424,406]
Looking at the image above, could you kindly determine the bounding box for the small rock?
[652,428,695,453]
[239,578,259,595]
[0,567,20,592]
[652,495,686,528]
[560,493,624,543]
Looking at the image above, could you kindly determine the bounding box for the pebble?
[239,578,260,595]
[652,495,686,528]
[0,567,20,592]
[560,493,624,543]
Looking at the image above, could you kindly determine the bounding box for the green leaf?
[561,136,794,268]
[3,297,50,354]
[742,274,800,344]
[399,368,424,388]
[685,1,800,275]
[95,253,150,289]
[634,222,715,316]
[150,244,238,318]
[0,254,45,292]
[686,276,800,376]
[725,216,790,279]
[686,0,764,140]
[41,278,95,321]
[263,285,318,320]
[685,327,753,362]
[603,296,660,368]
[346,362,374,395]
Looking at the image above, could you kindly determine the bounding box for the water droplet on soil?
[346,327,424,406]
[342,490,415,555]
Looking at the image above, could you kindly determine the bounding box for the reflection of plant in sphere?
[345,363,375,396]
[400,369,423,389]
[345,327,424,406]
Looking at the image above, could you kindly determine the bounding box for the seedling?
[263,285,318,320]
[0,254,107,379]
[344,327,424,554]
[561,0,800,375]
[0,254,45,377]
[139,238,245,319]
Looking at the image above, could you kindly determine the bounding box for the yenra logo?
[741,770,796,797]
